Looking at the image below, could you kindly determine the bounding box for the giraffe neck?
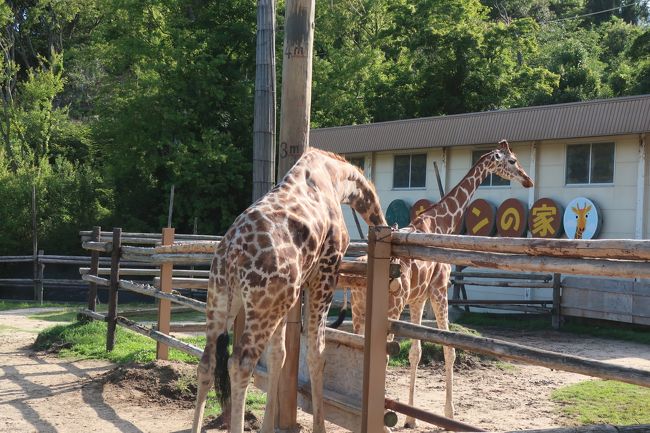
[412,156,492,234]
[575,227,584,239]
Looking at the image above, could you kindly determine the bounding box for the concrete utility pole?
[252,0,277,202]
[276,0,315,430]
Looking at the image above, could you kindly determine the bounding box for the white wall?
[340,134,645,310]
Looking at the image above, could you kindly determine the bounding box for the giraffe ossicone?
[340,139,534,426]
[191,148,387,433]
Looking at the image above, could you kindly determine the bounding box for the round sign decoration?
[496,198,528,237]
[464,199,496,236]
[410,198,433,222]
[563,197,601,239]
[528,198,564,238]
[386,199,412,230]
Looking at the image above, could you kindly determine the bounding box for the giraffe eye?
[508,159,516,164]
[575,215,578,219]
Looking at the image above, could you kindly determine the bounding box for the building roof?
[310,94,650,154]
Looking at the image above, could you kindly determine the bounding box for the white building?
[311,95,650,321]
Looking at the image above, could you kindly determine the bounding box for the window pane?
[349,157,365,171]
[491,173,511,186]
[472,150,491,186]
[393,155,410,188]
[566,144,590,184]
[410,154,427,187]
[590,142,614,183]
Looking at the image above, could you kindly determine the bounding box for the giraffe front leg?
[307,277,338,433]
[404,302,425,429]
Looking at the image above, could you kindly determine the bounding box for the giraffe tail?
[214,332,231,410]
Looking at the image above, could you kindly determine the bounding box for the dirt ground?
[1,309,649,433]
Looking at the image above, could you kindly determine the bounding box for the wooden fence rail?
[361,228,650,433]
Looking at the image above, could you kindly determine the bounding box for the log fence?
[73,225,650,432]
[361,227,650,433]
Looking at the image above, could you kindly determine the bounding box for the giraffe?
[191,148,387,433]
[571,202,592,239]
[339,140,534,426]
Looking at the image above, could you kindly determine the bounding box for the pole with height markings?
[276,0,315,429]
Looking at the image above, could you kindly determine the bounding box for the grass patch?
[456,312,551,331]
[0,299,84,311]
[455,312,650,345]
[389,323,485,367]
[34,320,206,364]
[561,322,650,346]
[551,380,650,424]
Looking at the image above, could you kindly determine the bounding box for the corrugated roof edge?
[310,94,650,154]
[310,94,650,134]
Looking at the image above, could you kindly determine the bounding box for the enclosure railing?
[361,227,650,433]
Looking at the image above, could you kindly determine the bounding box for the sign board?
[529,198,564,238]
[465,199,497,236]
[563,197,602,239]
[410,199,433,222]
[386,199,411,229]
[496,198,528,237]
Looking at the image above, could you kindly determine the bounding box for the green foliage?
[1,0,650,255]
[552,380,650,424]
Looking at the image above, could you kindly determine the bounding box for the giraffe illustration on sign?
[572,202,593,239]
[337,140,534,425]
[191,148,387,433]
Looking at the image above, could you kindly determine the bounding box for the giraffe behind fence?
[191,148,387,433]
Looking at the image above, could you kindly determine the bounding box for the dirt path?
[1,309,649,433]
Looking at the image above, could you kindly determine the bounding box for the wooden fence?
[0,253,103,302]
[75,225,650,432]
[361,228,650,433]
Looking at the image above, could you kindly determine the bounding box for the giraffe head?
[571,202,592,239]
[484,140,534,188]
[311,148,387,227]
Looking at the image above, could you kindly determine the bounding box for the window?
[566,142,614,184]
[393,154,426,188]
[472,150,510,187]
[348,156,365,172]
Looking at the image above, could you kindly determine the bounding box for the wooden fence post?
[36,250,44,303]
[552,273,562,329]
[87,226,101,311]
[361,226,392,433]
[157,227,175,360]
[106,228,122,351]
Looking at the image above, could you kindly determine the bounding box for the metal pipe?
[384,398,486,432]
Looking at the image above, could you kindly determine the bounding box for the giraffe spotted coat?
[191,148,387,433]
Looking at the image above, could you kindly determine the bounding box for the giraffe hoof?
[404,419,417,429]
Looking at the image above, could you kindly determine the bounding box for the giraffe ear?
[498,140,511,152]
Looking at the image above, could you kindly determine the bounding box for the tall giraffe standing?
[342,140,534,426]
[191,148,387,433]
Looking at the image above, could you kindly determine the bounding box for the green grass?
[34,319,265,417]
[456,312,551,331]
[0,299,84,311]
[455,312,650,345]
[561,322,650,346]
[551,380,650,424]
[34,320,206,364]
